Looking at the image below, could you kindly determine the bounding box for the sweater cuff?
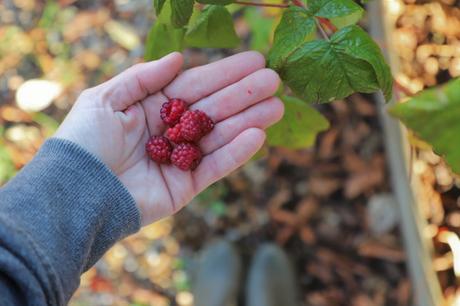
[0,137,141,303]
[37,138,141,234]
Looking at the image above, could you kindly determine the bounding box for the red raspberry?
[200,113,214,135]
[179,110,214,142]
[166,124,185,143]
[145,136,172,164]
[160,98,188,127]
[171,143,202,171]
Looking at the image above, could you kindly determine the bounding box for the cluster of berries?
[145,98,214,171]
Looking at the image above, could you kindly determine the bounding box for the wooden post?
[368,1,445,306]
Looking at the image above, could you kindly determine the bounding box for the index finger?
[163,51,266,103]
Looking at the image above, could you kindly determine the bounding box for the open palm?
[55,52,283,225]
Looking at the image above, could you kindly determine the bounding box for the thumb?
[100,52,184,111]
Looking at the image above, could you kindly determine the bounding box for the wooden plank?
[368,2,445,306]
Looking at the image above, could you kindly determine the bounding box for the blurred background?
[1,0,460,305]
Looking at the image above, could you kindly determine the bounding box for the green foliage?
[268,2,390,103]
[145,23,185,60]
[267,96,329,148]
[307,0,363,22]
[171,0,195,28]
[390,78,460,174]
[185,5,240,48]
[329,9,363,29]
[145,0,392,149]
[268,7,316,70]
[244,8,275,53]
[145,2,185,60]
[154,0,167,15]
[267,1,364,70]
[279,25,392,103]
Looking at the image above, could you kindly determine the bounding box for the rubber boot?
[192,240,241,306]
[245,244,299,306]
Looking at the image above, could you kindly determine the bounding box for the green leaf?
[329,9,363,29]
[196,0,234,4]
[244,7,275,53]
[390,78,460,174]
[268,1,363,70]
[185,5,240,48]
[145,1,185,60]
[144,1,185,61]
[225,4,242,14]
[268,6,316,70]
[308,0,364,23]
[145,23,185,60]
[332,25,392,101]
[279,25,392,103]
[267,95,329,149]
[303,0,363,29]
[154,0,166,16]
[157,0,173,23]
[171,0,194,28]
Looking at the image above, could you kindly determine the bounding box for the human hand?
[54,51,283,225]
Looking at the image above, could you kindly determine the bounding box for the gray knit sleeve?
[0,138,141,305]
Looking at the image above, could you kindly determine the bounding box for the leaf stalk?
[314,18,330,40]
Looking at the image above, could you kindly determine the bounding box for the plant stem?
[315,18,330,40]
[317,17,338,33]
[234,1,289,8]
